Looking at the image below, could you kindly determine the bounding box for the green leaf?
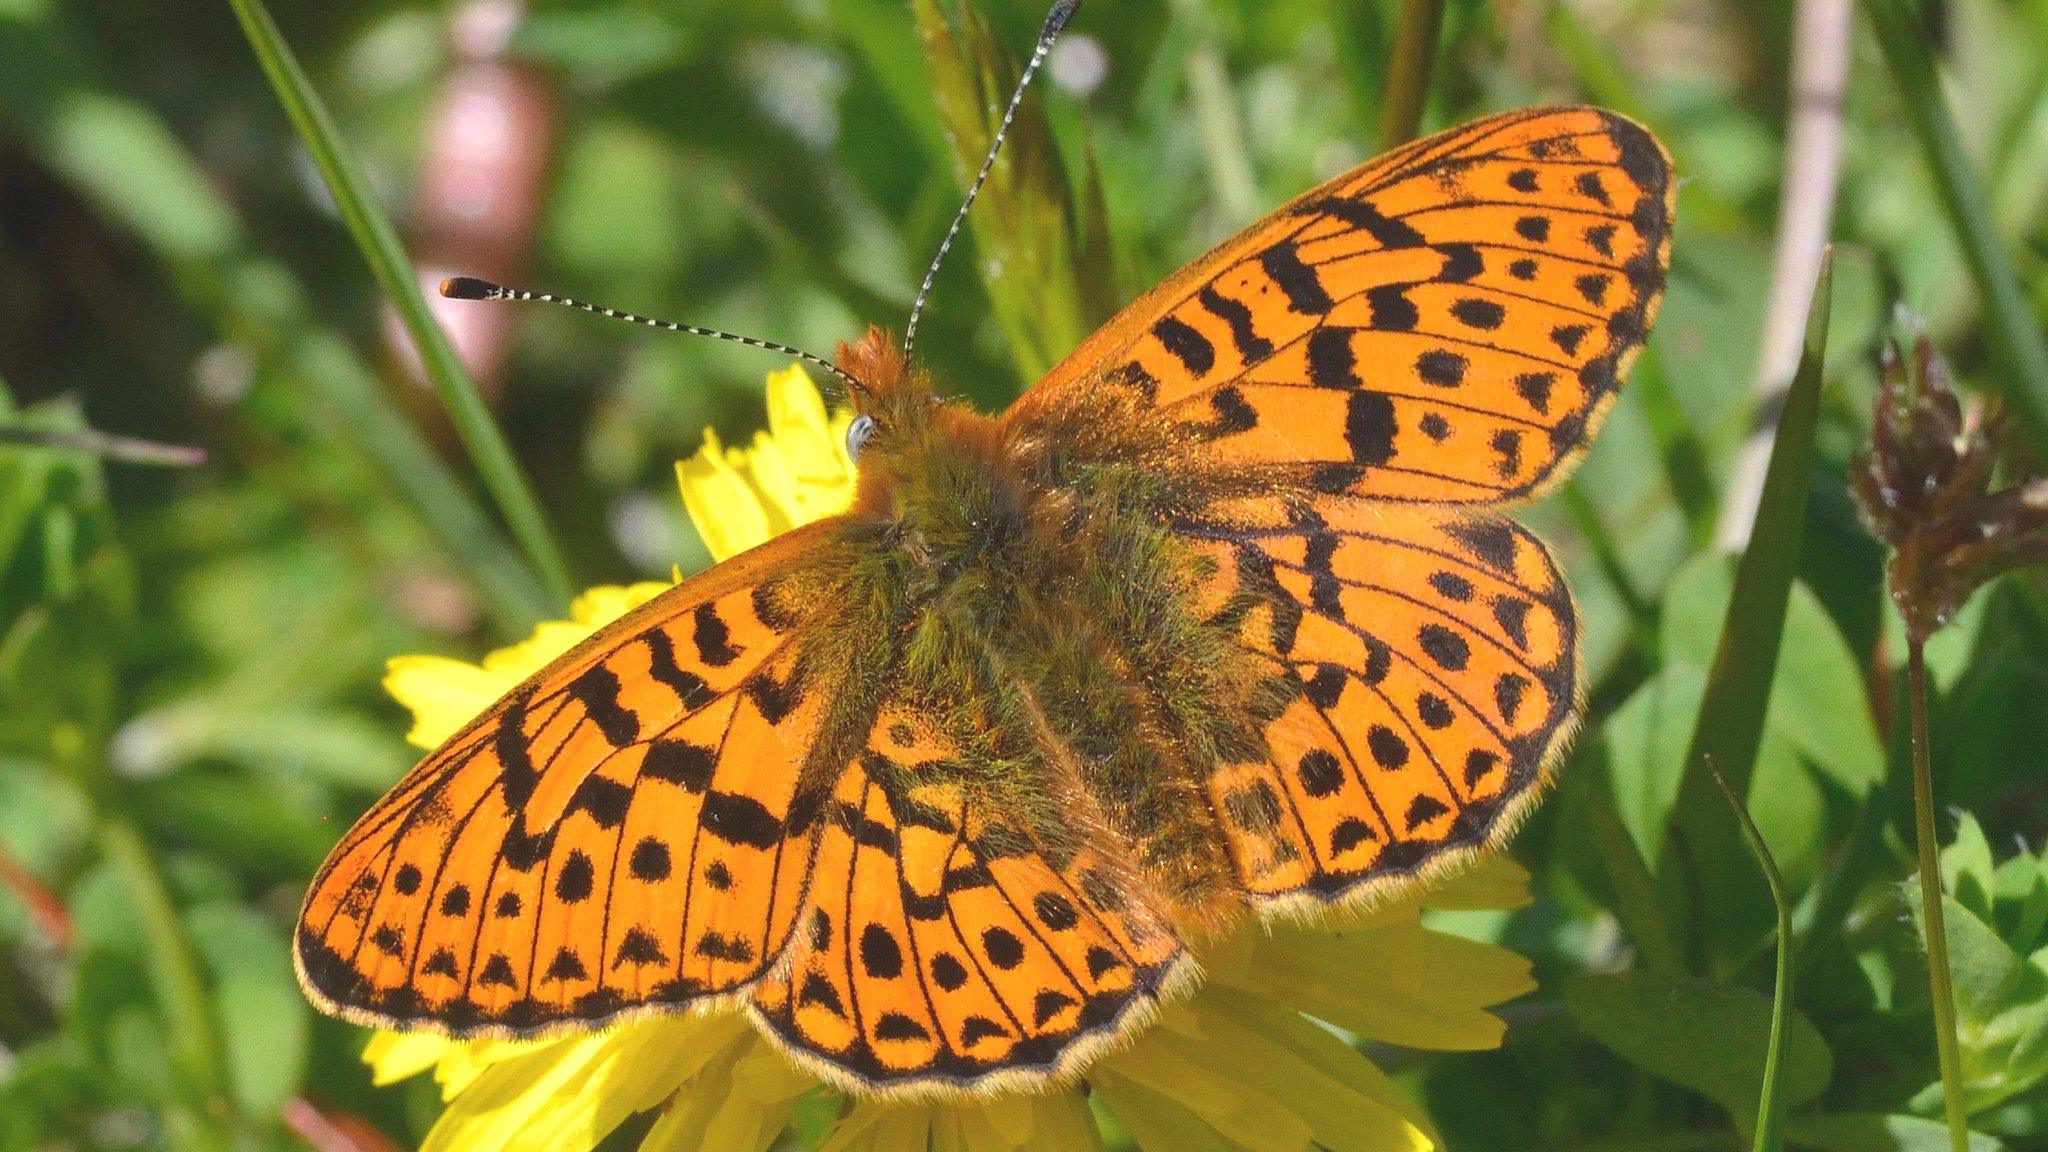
[1606,551,1877,888]
[1670,255,1836,966]
[1566,971,1833,1124]
[914,0,1095,383]
[1604,663,1707,869]
[0,13,551,633]
[1922,895,2030,1024]
[226,0,573,606]
[1784,1113,2005,1152]
[186,903,308,1119]
[1944,815,2000,924]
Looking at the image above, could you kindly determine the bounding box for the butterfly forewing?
[1014,106,1673,506]
[296,524,840,1035]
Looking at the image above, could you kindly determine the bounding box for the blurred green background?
[4,0,2048,1148]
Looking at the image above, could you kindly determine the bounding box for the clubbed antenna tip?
[439,276,503,300]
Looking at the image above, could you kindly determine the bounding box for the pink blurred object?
[0,844,72,951]
[283,1098,405,1152]
[389,0,555,397]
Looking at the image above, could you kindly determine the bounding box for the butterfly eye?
[846,415,877,461]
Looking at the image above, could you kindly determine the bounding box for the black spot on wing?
[642,629,716,710]
[702,792,782,849]
[1345,392,1398,465]
[1366,285,1419,332]
[1417,349,1467,387]
[1199,286,1274,363]
[497,693,538,807]
[568,774,632,829]
[641,738,715,792]
[1307,327,1358,389]
[1153,315,1216,376]
[1308,196,1425,248]
[1258,241,1334,314]
[692,603,741,667]
[568,666,639,745]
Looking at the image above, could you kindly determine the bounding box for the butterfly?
[296,104,1673,1096]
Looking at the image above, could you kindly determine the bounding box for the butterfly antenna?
[901,0,1080,363]
[439,276,870,398]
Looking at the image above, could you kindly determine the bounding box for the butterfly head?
[835,324,945,446]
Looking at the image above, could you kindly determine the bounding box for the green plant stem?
[1906,637,1973,1152]
[0,424,207,466]
[1379,0,1446,147]
[226,0,574,606]
[100,819,231,1145]
[1703,756,1792,1152]
[1867,0,2048,451]
[1171,0,1259,223]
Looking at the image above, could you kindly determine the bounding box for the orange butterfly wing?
[747,704,1186,1093]
[1008,106,1672,905]
[1183,495,1577,908]
[296,523,840,1035]
[1013,105,1673,504]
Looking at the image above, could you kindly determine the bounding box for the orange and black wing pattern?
[1011,107,1671,908]
[295,524,840,1036]
[1014,106,1673,505]
[749,702,1187,1094]
[1183,494,1576,909]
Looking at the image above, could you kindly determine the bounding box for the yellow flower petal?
[1421,853,1534,912]
[636,1029,803,1152]
[422,1017,736,1152]
[1103,1004,1317,1152]
[678,428,776,562]
[1227,918,1535,1051]
[362,1030,454,1086]
[1175,987,1434,1152]
[1093,1067,1268,1152]
[383,655,507,750]
[1097,1057,1302,1147]
[1021,1094,1106,1152]
[676,367,857,563]
[433,1034,571,1102]
[824,1101,941,1152]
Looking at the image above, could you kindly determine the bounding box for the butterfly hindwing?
[1014,106,1673,506]
[749,705,1186,1092]
[295,524,839,1035]
[1184,494,1575,907]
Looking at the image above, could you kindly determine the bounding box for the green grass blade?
[1580,749,1689,976]
[100,819,231,1147]
[225,0,574,606]
[1670,253,1834,967]
[0,424,206,467]
[1866,0,2048,450]
[915,0,1092,384]
[1378,0,1447,148]
[1704,755,1795,1152]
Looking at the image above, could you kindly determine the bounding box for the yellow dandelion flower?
[366,368,1536,1152]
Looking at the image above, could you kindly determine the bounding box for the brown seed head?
[1852,334,2048,641]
